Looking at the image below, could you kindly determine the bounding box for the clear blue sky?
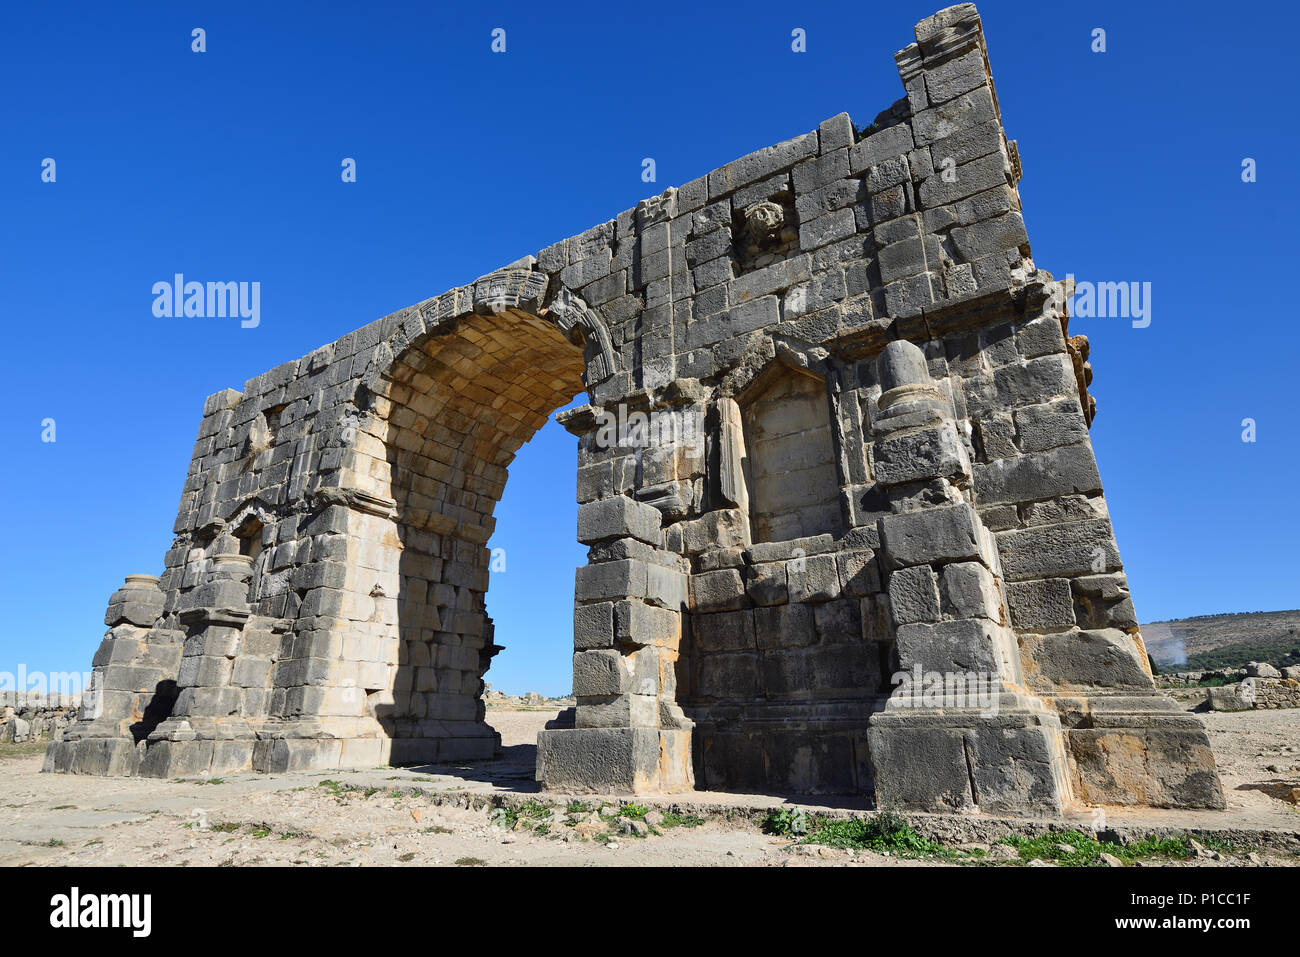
[2,1,1295,696]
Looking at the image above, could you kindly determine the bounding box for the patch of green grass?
[518,800,552,820]
[208,822,241,833]
[45,838,66,847]
[250,828,271,839]
[51,804,75,810]
[995,830,1193,866]
[1196,834,1252,855]
[801,812,956,858]
[658,812,705,829]
[397,852,416,862]
[566,800,593,815]
[422,825,453,835]
[619,803,650,819]
[199,778,224,785]
[454,857,486,866]
[0,741,50,759]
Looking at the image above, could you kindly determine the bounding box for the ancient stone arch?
[49,3,1224,815]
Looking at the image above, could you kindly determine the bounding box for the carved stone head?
[744,201,785,245]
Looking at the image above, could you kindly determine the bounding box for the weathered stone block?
[574,602,615,649]
[873,422,970,486]
[787,554,841,603]
[888,566,941,624]
[939,561,1000,621]
[572,650,629,697]
[894,618,1003,675]
[614,599,680,647]
[744,561,789,606]
[690,568,747,613]
[577,496,663,546]
[1005,578,1076,632]
[997,519,1120,581]
[575,560,648,603]
[692,610,755,652]
[1070,573,1138,630]
[698,653,761,699]
[1021,628,1152,690]
[837,549,881,597]
[879,504,983,568]
[1014,399,1088,454]
[754,602,816,650]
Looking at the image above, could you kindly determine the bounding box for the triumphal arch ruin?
[48,5,1224,816]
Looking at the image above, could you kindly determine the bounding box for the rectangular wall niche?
[740,368,842,543]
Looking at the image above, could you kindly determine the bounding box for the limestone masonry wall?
[47,4,1224,816]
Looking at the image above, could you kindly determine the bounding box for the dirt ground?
[2,707,1297,867]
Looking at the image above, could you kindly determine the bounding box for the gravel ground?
[1,707,1296,867]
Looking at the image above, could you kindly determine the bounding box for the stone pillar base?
[1050,694,1225,809]
[43,736,142,776]
[867,703,1072,816]
[536,727,694,794]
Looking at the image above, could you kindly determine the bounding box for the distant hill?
[1142,609,1300,672]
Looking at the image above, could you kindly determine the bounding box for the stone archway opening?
[354,308,587,767]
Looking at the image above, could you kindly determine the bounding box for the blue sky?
[2,0,1295,696]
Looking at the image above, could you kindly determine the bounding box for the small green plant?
[518,800,552,820]
[762,806,809,837]
[659,812,705,829]
[454,857,486,866]
[250,828,271,839]
[489,806,515,829]
[994,829,1193,866]
[620,803,650,820]
[422,825,453,835]
[45,838,66,847]
[397,852,416,862]
[565,800,593,815]
[52,804,75,810]
[802,812,952,856]
[209,822,241,833]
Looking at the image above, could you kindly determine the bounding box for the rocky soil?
[1,708,1296,868]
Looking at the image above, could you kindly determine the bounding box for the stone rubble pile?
[0,692,83,743]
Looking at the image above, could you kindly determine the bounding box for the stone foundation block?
[536,727,694,793]
[1065,714,1225,809]
[868,708,1070,816]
